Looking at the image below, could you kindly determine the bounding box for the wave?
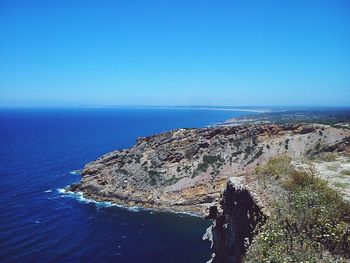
[57,188,141,211]
[57,187,201,217]
[69,170,81,175]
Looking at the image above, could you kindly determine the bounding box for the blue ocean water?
[0,108,253,262]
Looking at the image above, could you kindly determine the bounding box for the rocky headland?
[68,123,350,262]
[69,123,348,214]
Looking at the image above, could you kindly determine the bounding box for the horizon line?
[0,105,350,110]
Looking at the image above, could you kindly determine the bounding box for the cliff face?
[70,123,350,215]
[203,177,266,263]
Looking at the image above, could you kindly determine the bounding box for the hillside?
[69,123,350,216]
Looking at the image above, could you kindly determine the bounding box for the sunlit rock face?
[70,123,350,215]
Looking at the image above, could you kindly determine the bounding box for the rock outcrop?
[70,123,350,216]
[203,177,266,263]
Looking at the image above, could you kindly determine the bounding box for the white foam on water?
[44,189,52,193]
[174,210,202,218]
[128,206,141,212]
[57,186,202,217]
[57,187,145,212]
[57,188,66,194]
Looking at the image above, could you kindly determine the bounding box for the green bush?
[192,155,224,177]
[247,155,350,262]
[256,154,294,178]
[202,155,222,164]
[284,139,290,150]
[148,170,162,185]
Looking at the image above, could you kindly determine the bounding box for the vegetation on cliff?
[246,155,350,262]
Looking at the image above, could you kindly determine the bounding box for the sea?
[0,107,258,263]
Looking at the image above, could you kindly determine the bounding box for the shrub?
[202,155,222,164]
[148,170,162,185]
[319,152,337,162]
[315,142,321,151]
[197,162,209,173]
[192,155,224,177]
[135,155,142,163]
[340,170,350,176]
[256,154,294,178]
[247,147,263,165]
[247,155,350,262]
[284,139,289,150]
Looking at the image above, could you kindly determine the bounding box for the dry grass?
[319,152,338,162]
[255,154,294,179]
[340,170,350,176]
[247,155,350,262]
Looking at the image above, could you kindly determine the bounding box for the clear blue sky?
[0,0,349,107]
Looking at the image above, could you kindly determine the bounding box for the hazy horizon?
[1,105,350,110]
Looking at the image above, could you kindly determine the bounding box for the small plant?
[117,169,129,175]
[333,181,348,189]
[256,154,294,178]
[284,138,289,150]
[148,170,162,185]
[315,142,321,151]
[164,176,181,185]
[327,164,338,171]
[247,147,263,165]
[192,155,224,178]
[244,146,253,160]
[340,170,350,176]
[319,152,337,162]
[135,155,142,164]
[184,165,191,174]
[197,162,209,173]
[202,155,222,164]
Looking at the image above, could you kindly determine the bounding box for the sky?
[0,0,349,107]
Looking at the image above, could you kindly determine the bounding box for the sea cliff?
[70,123,349,215]
[69,123,350,261]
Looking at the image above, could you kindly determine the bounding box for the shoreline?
[59,187,205,218]
[92,106,271,113]
[62,111,263,217]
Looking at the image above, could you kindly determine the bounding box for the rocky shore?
[68,122,350,262]
[69,123,349,215]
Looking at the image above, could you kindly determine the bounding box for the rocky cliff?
[69,123,350,216]
[203,177,266,263]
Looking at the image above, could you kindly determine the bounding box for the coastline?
[64,109,350,220]
[59,187,205,218]
[69,122,350,218]
[92,106,271,113]
[59,110,350,262]
[62,111,262,217]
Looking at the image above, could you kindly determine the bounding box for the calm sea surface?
[0,108,255,262]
